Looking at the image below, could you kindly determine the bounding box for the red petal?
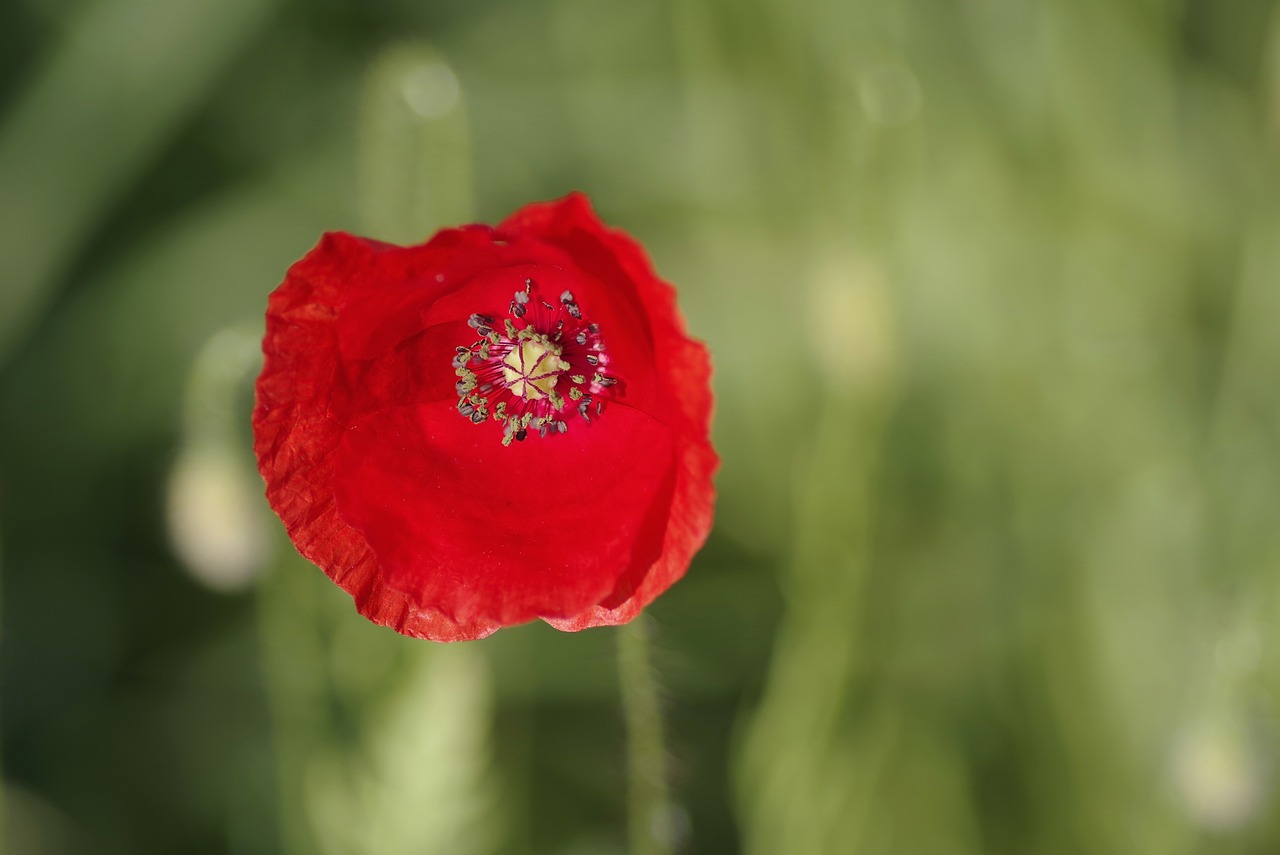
[544,436,718,629]
[335,225,505,360]
[254,232,500,641]
[330,401,678,627]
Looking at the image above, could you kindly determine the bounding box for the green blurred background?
[3,0,1280,853]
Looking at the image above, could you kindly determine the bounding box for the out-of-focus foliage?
[2,0,1279,853]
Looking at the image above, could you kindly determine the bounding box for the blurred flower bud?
[168,442,268,592]
[167,323,269,592]
[1171,711,1271,831]
[807,251,898,396]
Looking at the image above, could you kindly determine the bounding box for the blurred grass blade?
[306,647,501,855]
[0,0,277,368]
[359,44,473,239]
[735,391,892,855]
[259,563,503,855]
[0,0,279,366]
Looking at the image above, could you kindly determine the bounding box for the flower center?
[501,339,564,400]
[453,278,620,445]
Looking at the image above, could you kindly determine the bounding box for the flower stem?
[618,616,674,855]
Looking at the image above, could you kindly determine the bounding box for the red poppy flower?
[253,193,718,641]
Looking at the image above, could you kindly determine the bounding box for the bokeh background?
[3,0,1280,853]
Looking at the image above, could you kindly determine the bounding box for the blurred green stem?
[618,616,673,855]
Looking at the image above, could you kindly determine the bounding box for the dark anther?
[556,420,568,434]
[576,332,588,345]
[455,380,470,395]
[586,354,599,366]
[458,403,475,416]
[515,429,528,441]
[588,323,599,334]
[470,411,486,424]
[511,301,526,318]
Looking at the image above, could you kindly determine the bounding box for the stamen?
[453,279,619,443]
